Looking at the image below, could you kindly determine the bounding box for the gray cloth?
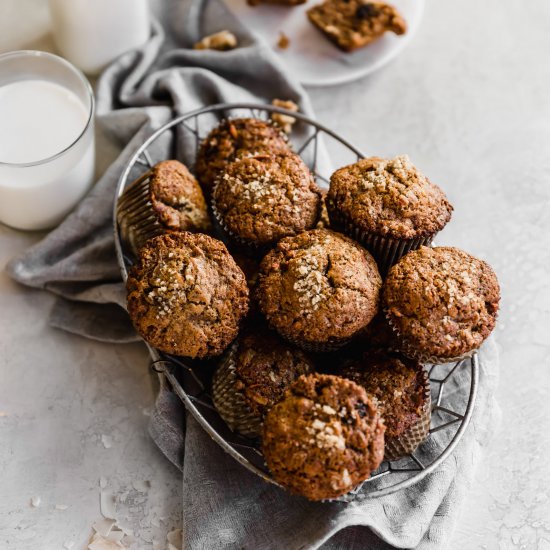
[6,1,501,548]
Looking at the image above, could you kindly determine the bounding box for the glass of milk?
[0,50,95,231]
[48,0,150,75]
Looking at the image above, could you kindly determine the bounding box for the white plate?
[224,0,424,87]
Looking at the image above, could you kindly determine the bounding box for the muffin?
[117,160,212,254]
[195,118,290,197]
[212,325,315,438]
[256,229,382,351]
[327,155,453,272]
[341,350,431,460]
[126,232,249,358]
[383,246,500,363]
[212,152,322,251]
[262,373,385,501]
[307,0,407,52]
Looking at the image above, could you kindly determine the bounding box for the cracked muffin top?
[262,373,385,500]
[149,160,212,233]
[383,246,500,360]
[232,325,315,418]
[256,229,382,347]
[327,155,453,239]
[341,350,428,438]
[212,152,322,247]
[194,118,291,197]
[126,232,249,358]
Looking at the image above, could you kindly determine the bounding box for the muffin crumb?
[194,30,237,51]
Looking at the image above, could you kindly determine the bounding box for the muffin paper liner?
[211,343,263,439]
[384,368,432,461]
[116,171,165,255]
[327,208,435,274]
[384,310,479,365]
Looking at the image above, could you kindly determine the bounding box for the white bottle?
[48,0,150,75]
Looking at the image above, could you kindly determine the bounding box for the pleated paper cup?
[116,170,165,255]
[327,208,435,274]
[211,343,263,439]
[384,369,432,461]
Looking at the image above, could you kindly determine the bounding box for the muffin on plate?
[262,373,385,501]
[126,232,249,358]
[341,349,431,460]
[307,0,407,52]
[195,118,291,197]
[383,246,500,363]
[212,152,322,251]
[117,160,212,254]
[256,229,382,352]
[212,325,315,438]
[327,155,453,272]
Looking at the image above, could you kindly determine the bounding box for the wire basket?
[113,103,478,501]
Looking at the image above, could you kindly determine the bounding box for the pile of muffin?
[117,116,500,501]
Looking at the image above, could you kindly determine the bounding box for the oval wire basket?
[113,102,479,501]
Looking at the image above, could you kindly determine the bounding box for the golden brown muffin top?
[233,326,314,417]
[341,350,428,438]
[327,155,453,239]
[383,246,500,360]
[149,160,211,233]
[262,373,385,500]
[256,229,382,346]
[194,118,290,196]
[213,152,321,247]
[126,232,249,358]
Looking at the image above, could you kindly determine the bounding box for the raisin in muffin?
[262,373,385,500]
[195,118,290,197]
[256,229,382,351]
[212,152,322,250]
[212,325,315,438]
[383,246,500,363]
[307,0,407,52]
[327,155,453,272]
[341,349,430,459]
[126,232,249,358]
[117,160,212,254]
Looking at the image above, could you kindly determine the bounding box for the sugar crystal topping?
[291,242,330,311]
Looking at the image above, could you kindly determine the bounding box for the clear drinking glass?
[0,50,95,231]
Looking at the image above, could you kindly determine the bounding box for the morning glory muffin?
[341,349,431,460]
[307,0,407,52]
[126,232,249,358]
[262,373,385,501]
[212,152,322,251]
[383,246,500,363]
[327,155,453,272]
[256,229,382,352]
[117,160,212,254]
[195,118,291,197]
[212,325,315,438]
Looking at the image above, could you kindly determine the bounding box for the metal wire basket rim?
[113,102,479,500]
[113,101,365,279]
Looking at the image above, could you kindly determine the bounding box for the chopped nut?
[270,99,299,134]
[194,30,238,51]
[277,32,290,50]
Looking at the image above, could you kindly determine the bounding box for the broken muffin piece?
[307,0,407,52]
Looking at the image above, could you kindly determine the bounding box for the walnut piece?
[271,99,299,134]
[194,30,238,51]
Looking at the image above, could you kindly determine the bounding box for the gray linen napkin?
[6,1,501,548]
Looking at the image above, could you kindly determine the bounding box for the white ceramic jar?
[0,51,95,231]
[48,0,150,75]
